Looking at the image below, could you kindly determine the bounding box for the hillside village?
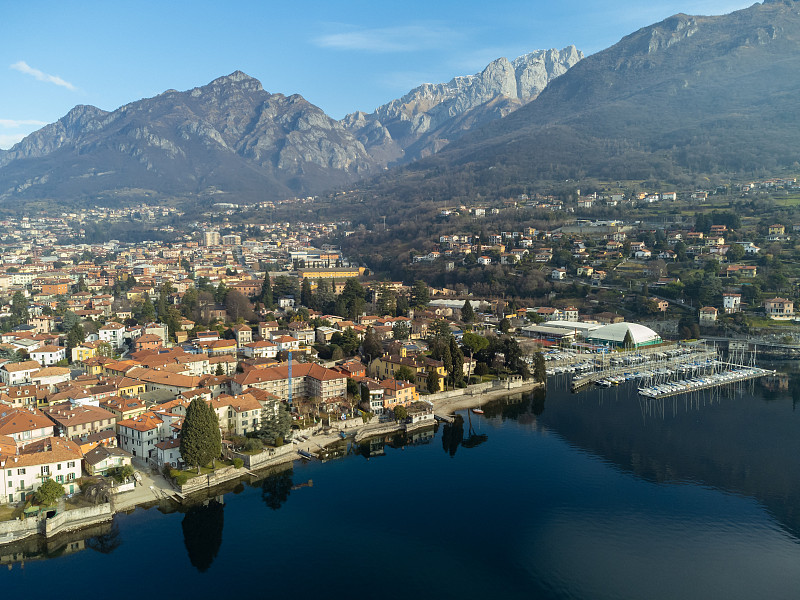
[3,177,800,509]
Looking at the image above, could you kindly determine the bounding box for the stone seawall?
[0,504,113,546]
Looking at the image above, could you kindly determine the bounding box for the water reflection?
[181,498,224,572]
[86,521,122,554]
[1,521,114,568]
[261,469,293,511]
[353,426,436,459]
[532,366,800,539]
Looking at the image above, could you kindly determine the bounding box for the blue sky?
[1,0,755,149]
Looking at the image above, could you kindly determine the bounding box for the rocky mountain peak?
[342,45,583,164]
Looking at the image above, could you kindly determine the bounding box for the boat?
[472,408,484,415]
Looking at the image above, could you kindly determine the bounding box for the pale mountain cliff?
[343,46,583,162]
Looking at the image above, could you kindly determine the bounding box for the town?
[2,176,800,543]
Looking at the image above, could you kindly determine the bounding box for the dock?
[434,413,454,423]
[637,365,775,399]
[571,347,717,391]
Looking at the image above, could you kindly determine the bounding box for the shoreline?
[1,379,542,548]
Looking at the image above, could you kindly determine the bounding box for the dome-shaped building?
[585,322,662,349]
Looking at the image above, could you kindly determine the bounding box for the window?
[17,468,25,475]
[67,461,75,468]
[57,463,62,470]
[7,481,12,488]
[56,475,63,483]
[67,473,75,481]
[41,465,49,475]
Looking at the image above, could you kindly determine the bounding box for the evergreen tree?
[260,272,273,307]
[449,336,464,387]
[214,282,229,304]
[180,399,222,473]
[259,403,292,446]
[138,293,156,323]
[376,284,397,316]
[533,352,547,383]
[361,329,383,363]
[411,280,430,309]
[393,321,410,341]
[11,291,29,325]
[461,300,475,323]
[395,365,416,383]
[426,369,440,393]
[300,279,313,308]
[66,323,85,351]
[395,294,410,317]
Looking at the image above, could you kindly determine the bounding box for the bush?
[243,438,263,453]
[233,458,244,469]
[34,479,65,506]
[174,473,190,486]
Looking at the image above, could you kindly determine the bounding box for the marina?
[546,341,774,395]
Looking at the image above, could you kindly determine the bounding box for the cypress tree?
[180,399,222,473]
[461,300,475,323]
[260,272,273,309]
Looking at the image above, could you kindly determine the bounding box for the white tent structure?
[585,322,662,348]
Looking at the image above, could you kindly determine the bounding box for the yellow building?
[368,348,446,392]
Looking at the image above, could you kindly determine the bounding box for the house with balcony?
[0,437,82,504]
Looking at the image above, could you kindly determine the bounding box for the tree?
[393,405,408,421]
[727,243,745,262]
[225,290,254,322]
[361,329,383,363]
[300,279,313,308]
[340,279,365,320]
[215,363,225,376]
[61,310,79,333]
[11,291,29,325]
[376,284,397,316]
[34,478,64,506]
[395,365,416,383]
[66,323,85,351]
[449,337,464,387]
[533,352,546,383]
[393,321,410,341]
[410,280,430,310]
[180,398,222,473]
[137,293,155,323]
[395,293,410,317]
[426,369,440,393]
[259,403,292,446]
[622,329,634,350]
[500,318,511,334]
[461,300,475,323]
[214,282,229,304]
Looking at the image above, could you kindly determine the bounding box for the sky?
[1,0,756,149]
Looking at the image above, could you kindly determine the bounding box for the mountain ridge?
[0,48,582,205]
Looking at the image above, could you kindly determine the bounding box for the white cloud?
[0,118,48,128]
[10,61,77,91]
[314,24,460,52]
[0,133,27,150]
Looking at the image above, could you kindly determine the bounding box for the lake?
[4,369,800,600]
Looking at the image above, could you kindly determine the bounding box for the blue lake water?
[4,370,800,599]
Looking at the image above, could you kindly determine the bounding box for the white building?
[723,293,741,314]
[99,322,126,350]
[0,437,82,504]
[29,345,66,367]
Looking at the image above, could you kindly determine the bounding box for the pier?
[637,365,775,398]
[570,345,718,391]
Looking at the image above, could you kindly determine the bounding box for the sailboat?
[472,407,484,415]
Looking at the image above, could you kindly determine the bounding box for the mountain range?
[0,47,581,206]
[3,0,799,211]
[387,0,800,193]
